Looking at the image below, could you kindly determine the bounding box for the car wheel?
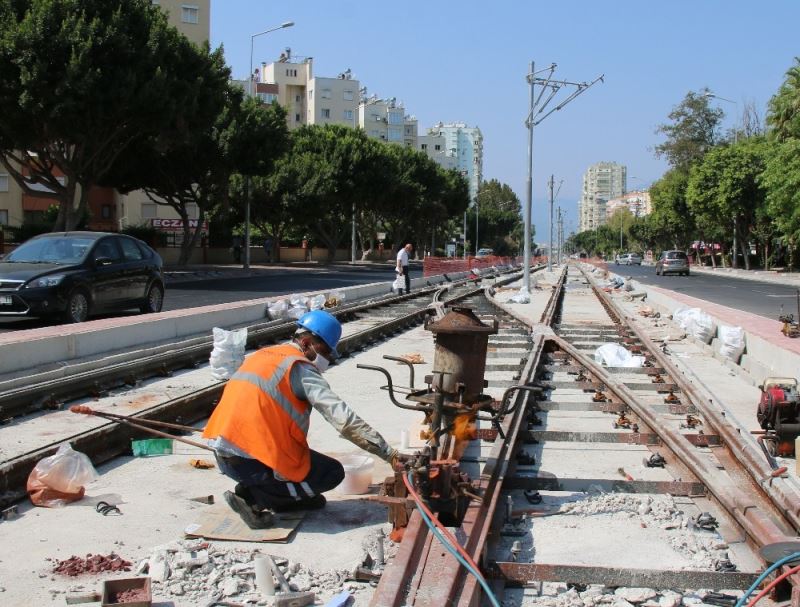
[64,289,90,323]
[140,282,164,314]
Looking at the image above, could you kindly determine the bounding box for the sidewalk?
[688,264,800,287]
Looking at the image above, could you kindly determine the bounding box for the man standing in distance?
[396,243,413,294]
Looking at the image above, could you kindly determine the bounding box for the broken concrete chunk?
[614,588,657,604]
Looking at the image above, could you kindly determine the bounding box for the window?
[0,209,7,225]
[0,173,8,192]
[285,68,297,77]
[257,92,278,104]
[321,89,332,99]
[434,144,441,151]
[142,204,157,220]
[94,238,123,263]
[321,108,331,119]
[181,4,199,24]
[119,237,144,261]
[388,127,402,142]
[295,113,301,122]
[343,109,353,121]
[343,90,354,101]
[421,144,428,151]
[101,205,113,219]
[388,112,403,125]
[295,94,301,103]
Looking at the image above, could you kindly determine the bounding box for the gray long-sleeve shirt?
[211,347,396,463]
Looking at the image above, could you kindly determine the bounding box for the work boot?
[269,494,327,513]
[223,491,274,529]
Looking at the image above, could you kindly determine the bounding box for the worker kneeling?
[203,310,398,529]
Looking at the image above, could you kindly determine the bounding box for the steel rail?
[582,267,800,531]
[0,269,527,423]
[371,270,562,606]
[0,276,526,510]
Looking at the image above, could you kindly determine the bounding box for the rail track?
[0,266,531,509]
[372,264,800,607]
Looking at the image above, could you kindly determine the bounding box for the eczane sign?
[151,218,208,232]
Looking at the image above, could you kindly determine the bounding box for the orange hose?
[402,471,485,579]
[746,564,800,607]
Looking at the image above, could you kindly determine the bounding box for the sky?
[210,0,800,240]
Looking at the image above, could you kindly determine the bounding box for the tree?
[648,169,694,250]
[472,179,522,255]
[767,58,800,142]
[760,139,800,271]
[686,139,767,269]
[655,89,725,170]
[111,92,288,265]
[0,0,224,230]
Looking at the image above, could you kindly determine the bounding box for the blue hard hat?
[296,310,342,358]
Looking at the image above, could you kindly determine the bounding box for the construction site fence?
[422,255,548,278]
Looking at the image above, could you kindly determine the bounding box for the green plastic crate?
[131,438,173,456]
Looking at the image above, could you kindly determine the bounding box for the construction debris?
[51,553,132,577]
[397,353,425,364]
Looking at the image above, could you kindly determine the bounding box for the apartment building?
[423,123,483,201]
[152,0,210,45]
[358,96,410,145]
[578,161,627,232]
[605,190,652,220]
[417,134,458,171]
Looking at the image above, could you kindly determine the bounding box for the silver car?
[655,250,690,276]
[615,253,642,266]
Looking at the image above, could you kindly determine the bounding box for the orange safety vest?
[203,343,313,481]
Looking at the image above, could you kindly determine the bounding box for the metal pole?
[463,211,467,259]
[557,207,563,266]
[475,199,479,256]
[522,60,534,293]
[547,174,554,272]
[351,202,356,263]
[732,216,737,269]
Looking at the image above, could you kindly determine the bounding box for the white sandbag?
[267,299,289,320]
[675,308,716,344]
[391,275,404,292]
[509,289,530,304]
[594,343,645,368]
[717,325,745,361]
[210,327,247,380]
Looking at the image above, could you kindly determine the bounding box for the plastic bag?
[210,327,247,380]
[594,343,645,368]
[325,291,345,308]
[717,325,745,361]
[673,307,716,343]
[288,294,309,319]
[27,443,99,507]
[267,299,289,320]
[308,294,326,311]
[392,275,404,292]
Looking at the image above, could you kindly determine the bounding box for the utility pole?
[557,207,564,266]
[521,62,603,294]
[547,175,554,272]
[351,202,356,263]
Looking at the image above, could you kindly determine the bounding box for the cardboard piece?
[184,505,304,543]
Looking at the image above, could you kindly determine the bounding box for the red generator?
[757,377,800,457]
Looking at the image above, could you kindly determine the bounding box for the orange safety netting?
[422,255,546,278]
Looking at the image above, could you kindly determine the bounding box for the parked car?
[0,231,165,323]
[655,250,690,276]
[615,253,642,266]
[476,248,494,258]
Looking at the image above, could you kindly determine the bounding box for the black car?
[0,231,165,323]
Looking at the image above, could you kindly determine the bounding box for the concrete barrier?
[0,270,477,378]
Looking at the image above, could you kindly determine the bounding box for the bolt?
[510,541,522,562]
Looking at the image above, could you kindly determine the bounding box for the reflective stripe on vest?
[232,359,310,435]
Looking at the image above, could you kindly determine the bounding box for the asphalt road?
[610,263,800,321]
[0,264,399,332]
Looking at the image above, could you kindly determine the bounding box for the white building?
[422,123,483,201]
[417,134,458,171]
[605,190,651,220]
[358,96,409,145]
[578,161,627,232]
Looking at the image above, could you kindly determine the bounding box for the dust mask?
[312,347,330,373]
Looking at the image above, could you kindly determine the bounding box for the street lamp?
[244,20,294,269]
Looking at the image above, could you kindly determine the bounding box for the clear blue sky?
[211,0,800,239]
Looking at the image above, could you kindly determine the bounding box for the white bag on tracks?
[210,327,248,380]
[717,325,745,361]
[594,343,645,368]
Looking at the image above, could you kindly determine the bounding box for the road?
[0,264,399,332]
[610,263,800,320]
